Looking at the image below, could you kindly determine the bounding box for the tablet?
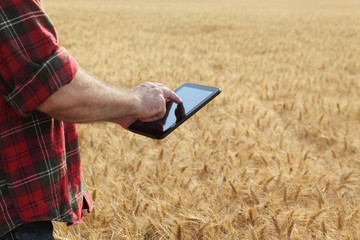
[128,83,221,139]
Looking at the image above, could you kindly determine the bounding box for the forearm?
[37,68,139,123]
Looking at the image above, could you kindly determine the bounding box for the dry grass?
[44,0,360,239]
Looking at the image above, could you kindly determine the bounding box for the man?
[0,0,181,239]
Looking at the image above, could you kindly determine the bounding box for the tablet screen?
[129,83,221,139]
[162,86,214,130]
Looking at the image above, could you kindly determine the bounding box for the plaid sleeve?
[0,0,78,117]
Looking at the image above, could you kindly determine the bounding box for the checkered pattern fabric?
[0,0,93,237]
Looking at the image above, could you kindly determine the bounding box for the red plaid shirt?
[0,0,93,236]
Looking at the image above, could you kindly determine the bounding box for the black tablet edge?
[180,82,220,93]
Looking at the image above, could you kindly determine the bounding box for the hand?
[132,82,182,122]
[113,101,174,130]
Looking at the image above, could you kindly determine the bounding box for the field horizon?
[44,0,360,239]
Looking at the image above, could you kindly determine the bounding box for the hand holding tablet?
[129,83,221,139]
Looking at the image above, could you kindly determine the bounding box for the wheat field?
[43,0,360,239]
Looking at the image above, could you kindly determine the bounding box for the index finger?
[162,88,182,104]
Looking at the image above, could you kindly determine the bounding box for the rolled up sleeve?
[3,47,78,117]
[0,0,78,117]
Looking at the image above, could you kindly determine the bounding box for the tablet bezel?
[128,83,221,139]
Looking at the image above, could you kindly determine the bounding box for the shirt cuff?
[4,47,78,117]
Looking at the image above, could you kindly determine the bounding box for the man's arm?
[0,2,181,126]
[37,68,182,128]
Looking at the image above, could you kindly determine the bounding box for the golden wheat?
[42,0,360,239]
